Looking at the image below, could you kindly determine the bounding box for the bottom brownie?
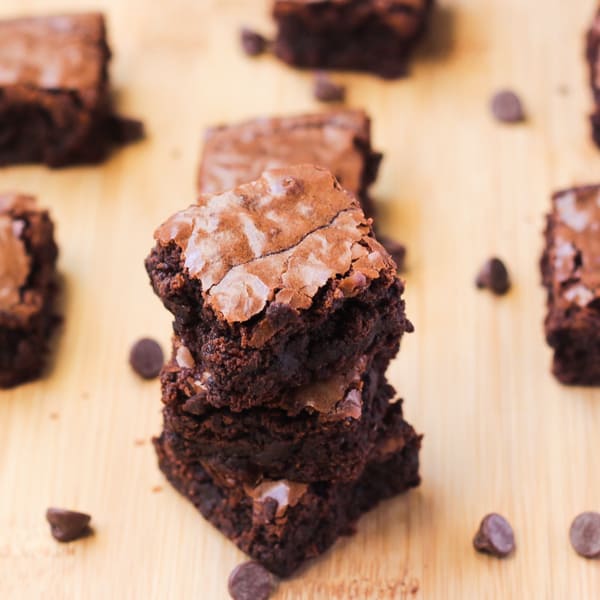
[154,402,421,577]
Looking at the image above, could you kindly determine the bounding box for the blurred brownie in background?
[272,0,434,78]
[541,185,600,385]
[197,110,382,218]
[0,13,143,168]
[587,8,600,147]
[0,193,58,388]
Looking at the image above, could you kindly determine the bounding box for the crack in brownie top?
[155,165,394,324]
[199,110,370,195]
[0,13,107,100]
[0,193,34,312]
[550,186,600,308]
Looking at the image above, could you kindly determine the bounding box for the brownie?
[160,343,396,483]
[541,185,600,385]
[0,13,142,168]
[272,0,434,79]
[154,401,421,577]
[0,193,58,388]
[587,9,600,148]
[197,110,382,217]
[146,165,412,411]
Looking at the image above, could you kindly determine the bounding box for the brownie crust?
[541,185,600,385]
[197,110,382,217]
[0,193,58,387]
[154,402,421,577]
[146,165,412,410]
[0,13,141,167]
[272,0,434,79]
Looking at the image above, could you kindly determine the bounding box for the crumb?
[151,485,163,493]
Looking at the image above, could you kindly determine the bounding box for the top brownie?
[0,193,58,387]
[198,110,382,217]
[146,164,411,410]
[273,0,433,78]
[0,13,140,167]
[541,185,600,385]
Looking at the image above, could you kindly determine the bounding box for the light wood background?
[1,0,600,598]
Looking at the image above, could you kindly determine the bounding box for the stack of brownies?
[146,162,421,576]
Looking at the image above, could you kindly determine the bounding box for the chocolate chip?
[476,257,511,295]
[46,508,92,542]
[473,513,515,557]
[129,338,164,379]
[379,235,407,271]
[110,116,145,144]
[314,72,346,103]
[240,28,268,57]
[490,90,525,123]
[228,561,277,600]
[570,512,600,558]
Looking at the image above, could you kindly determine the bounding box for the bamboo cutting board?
[1,0,600,598]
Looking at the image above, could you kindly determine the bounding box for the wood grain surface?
[1,0,600,598]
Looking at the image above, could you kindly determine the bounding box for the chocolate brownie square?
[146,165,412,411]
[197,110,382,217]
[541,185,600,385]
[154,401,421,577]
[0,193,58,388]
[160,342,396,482]
[0,13,142,167]
[272,0,434,79]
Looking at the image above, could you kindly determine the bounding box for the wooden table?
[1,0,600,597]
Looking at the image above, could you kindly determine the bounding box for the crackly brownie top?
[198,110,371,195]
[548,186,600,309]
[155,164,395,324]
[0,194,35,313]
[0,13,108,99]
[273,0,427,33]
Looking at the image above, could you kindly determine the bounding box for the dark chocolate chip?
[473,513,515,557]
[314,72,346,103]
[570,512,600,558]
[46,508,92,543]
[476,257,511,295]
[129,338,164,379]
[228,561,277,600]
[111,116,145,144]
[240,28,268,57]
[379,235,407,271]
[490,90,525,123]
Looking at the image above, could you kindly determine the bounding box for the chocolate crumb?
[473,513,515,557]
[46,508,92,543]
[476,257,511,295]
[134,438,146,446]
[490,90,525,123]
[129,338,164,379]
[49,412,59,420]
[314,72,346,103]
[240,28,268,57]
[228,561,277,600]
[151,485,163,493]
[570,512,600,558]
